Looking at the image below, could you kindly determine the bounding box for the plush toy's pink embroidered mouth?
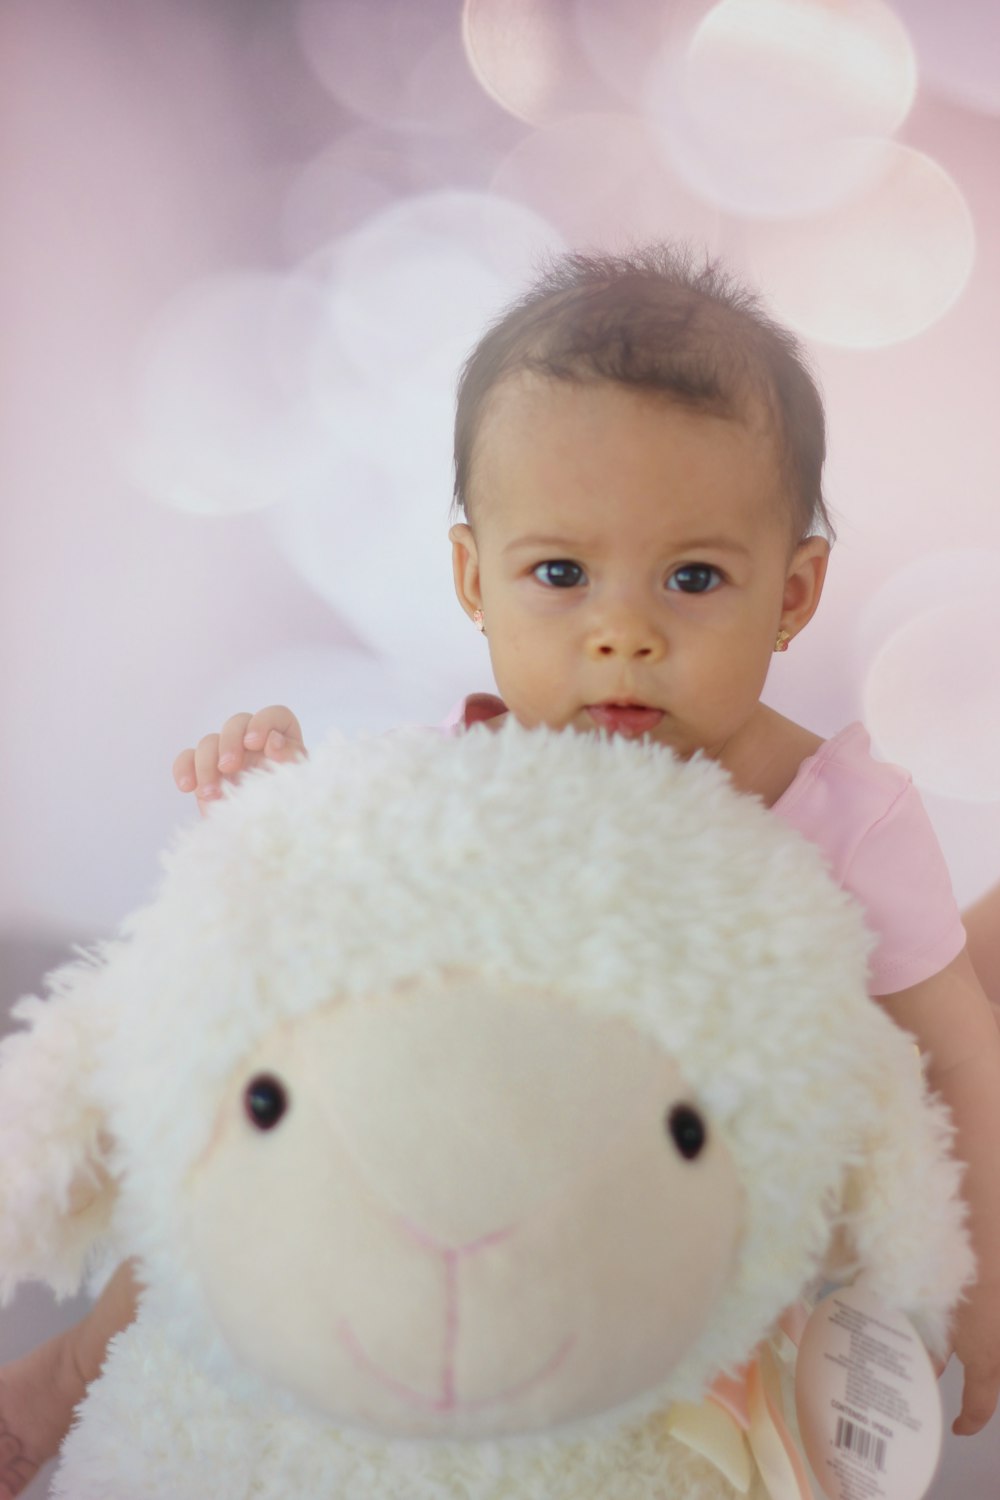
[339,1217,577,1412]
[339,1318,576,1414]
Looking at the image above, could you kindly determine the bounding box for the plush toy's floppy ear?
[827,1040,975,1359]
[0,953,119,1301]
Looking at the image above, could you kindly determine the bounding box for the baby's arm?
[964,882,1000,1010]
[0,1261,138,1496]
[173,707,306,810]
[878,946,1000,1435]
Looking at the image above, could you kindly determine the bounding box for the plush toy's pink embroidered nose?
[339,1212,575,1415]
[398,1220,515,1257]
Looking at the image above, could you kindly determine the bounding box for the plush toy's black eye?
[667,1103,707,1160]
[244,1074,290,1131]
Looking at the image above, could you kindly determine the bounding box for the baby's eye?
[666,564,723,595]
[532,560,586,588]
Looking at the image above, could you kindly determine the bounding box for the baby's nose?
[585,605,665,660]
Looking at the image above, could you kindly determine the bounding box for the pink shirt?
[448,697,966,997]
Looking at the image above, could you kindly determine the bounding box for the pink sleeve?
[838,781,966,993]
[775,728,966,995]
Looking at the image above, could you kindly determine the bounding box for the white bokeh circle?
[123,272,348,516]
[646,0,917,219]
[490,112,719,252]
[297,0,491,133]
[266,437,493,707]
[280,133,417,263]
[262,189,560,689]
[462,0,604,124]
[863,598,1000,803]
[306,189,565,383]
[573,0,693,110]
[744,142,975,349]
[198,642,453,748]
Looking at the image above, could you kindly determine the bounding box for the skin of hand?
[0,1262,139,1497]
[879,946,1000,1436]
[172,706,306,813]
[963,881,1000,1011]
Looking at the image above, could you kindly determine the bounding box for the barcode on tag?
[834,1416,887,1473]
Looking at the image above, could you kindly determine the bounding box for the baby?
[3,246,999,1495]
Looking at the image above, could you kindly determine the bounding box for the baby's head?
[448,245,831,761]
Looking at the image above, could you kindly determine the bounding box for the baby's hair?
[453,243,833,543]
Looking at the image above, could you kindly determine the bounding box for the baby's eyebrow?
[675,536,753,557]
[503,533,753,558]
[502,534,580,555]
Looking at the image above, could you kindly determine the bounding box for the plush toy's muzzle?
[189,976,743,1440]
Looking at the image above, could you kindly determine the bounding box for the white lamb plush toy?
[0,723,973,1500]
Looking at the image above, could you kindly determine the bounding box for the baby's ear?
[825,1045,975,1360]
[0,956,119,1300]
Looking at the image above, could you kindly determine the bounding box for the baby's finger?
[193,734,224,803]
[263,727,307,764]
[953,1369,1000,1435]
[243,706,305,759]
[216,713,253,777]
[172,749,197,793]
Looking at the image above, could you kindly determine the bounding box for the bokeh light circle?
[298,0,491,133]
[281,133,417,262]
[267,189,561,689]
[124,273,344,516]
[491,112,719,251]
[267,437,492,705]
[462,0,602,124]
[201,642,450,748]
[307,189,565,382]
[647,0,917,219]
[574,0,693,109]
[744,142,975,349]
[863,601,1000,803]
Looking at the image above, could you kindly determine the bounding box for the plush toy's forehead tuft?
[118,722,874,1088]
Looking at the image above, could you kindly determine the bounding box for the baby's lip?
[586,703,664,738]
[590,698,655,709]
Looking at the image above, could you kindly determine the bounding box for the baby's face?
[453,374,821,765]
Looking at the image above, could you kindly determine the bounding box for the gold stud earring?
[472,608,486,634]
[774,628,791,653]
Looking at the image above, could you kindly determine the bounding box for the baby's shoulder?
[785,721,912,812]
[742,708,825,808]
[773,721,964,990]
[774,718,929,874]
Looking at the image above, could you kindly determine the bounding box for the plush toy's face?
[187,975,743,1440]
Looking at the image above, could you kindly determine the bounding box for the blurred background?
[1,0,998,1491]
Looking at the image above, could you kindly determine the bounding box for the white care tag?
[794,1279,942,1500]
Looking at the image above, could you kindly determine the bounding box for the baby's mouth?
[586,703,664,738]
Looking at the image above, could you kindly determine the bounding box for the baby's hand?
[0,1329,87,1498]
[172,706,306,814]
[951,1276,1000,1435]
